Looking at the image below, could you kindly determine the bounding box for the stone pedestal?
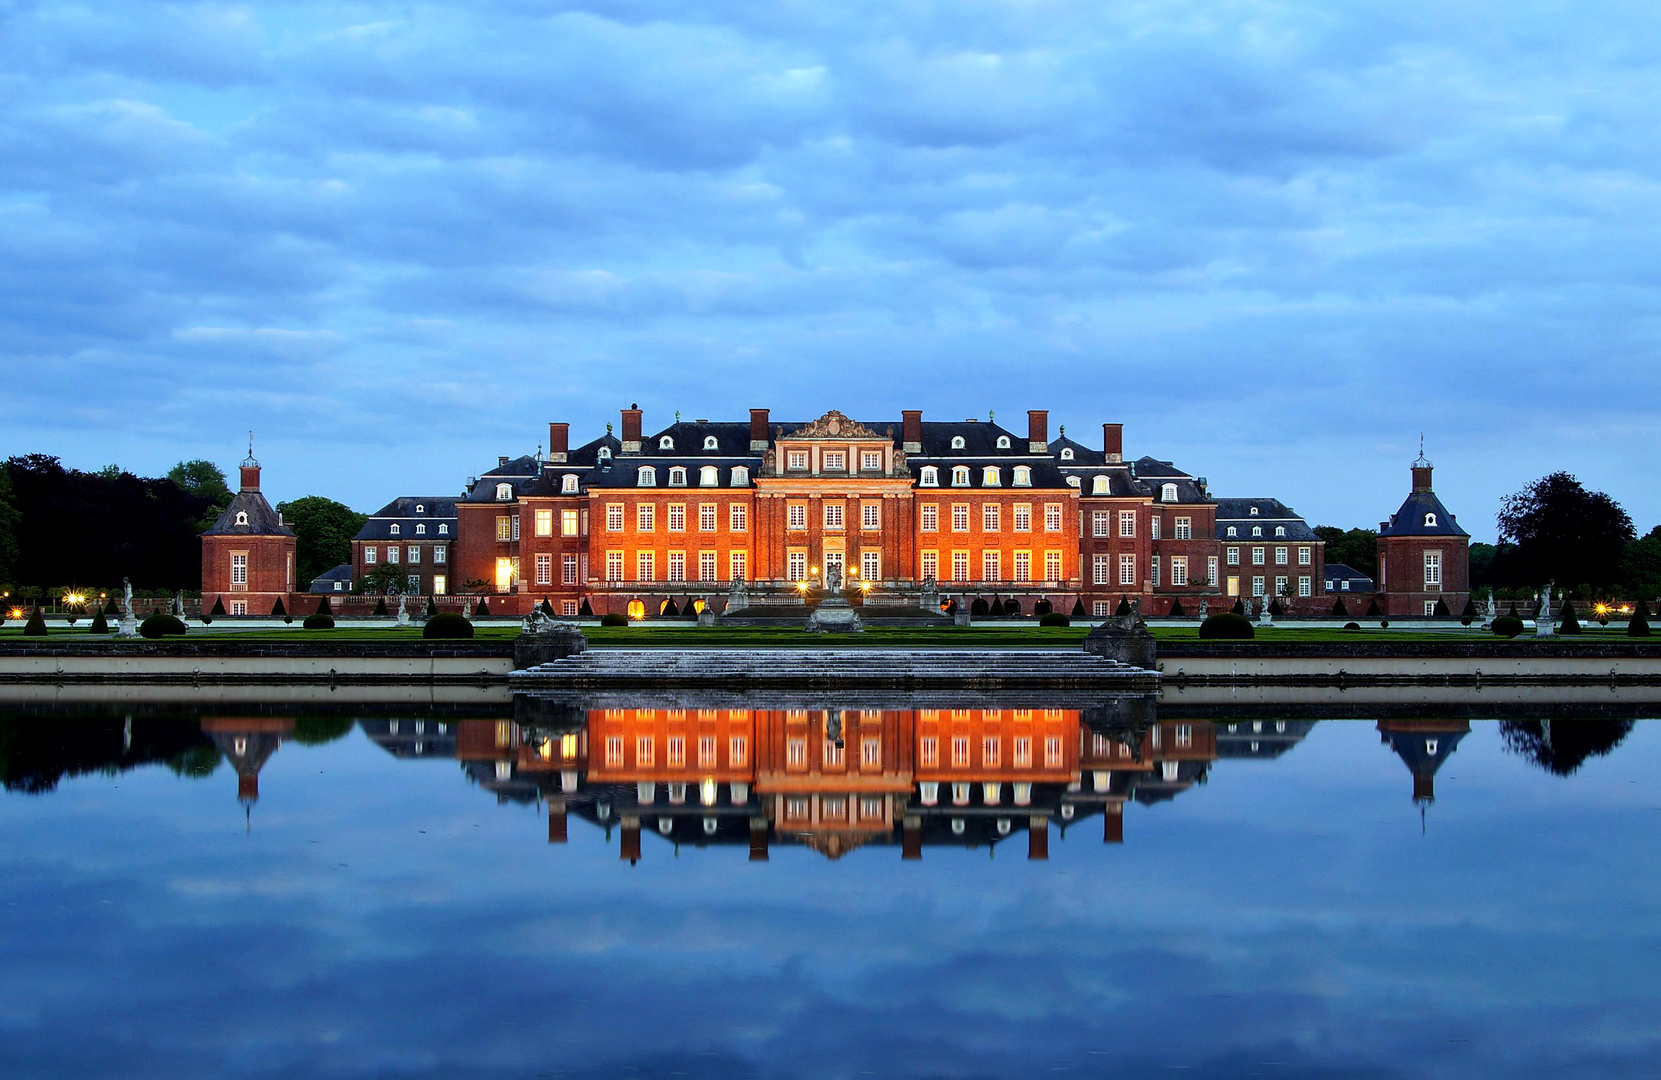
[513,626,589,668]
[805,596,863,633]
[1083,613,1157,671]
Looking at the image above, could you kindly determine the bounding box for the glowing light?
[7,608,23,620]
[700,778,718,806]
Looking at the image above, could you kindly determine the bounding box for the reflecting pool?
[2,694,1658,1079]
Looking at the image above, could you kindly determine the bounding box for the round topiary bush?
[303,613,336,630]
[138,613,187,639]
[600,613,628,627]
[1199,612,1255,640]
[1492,615,1525,638]
[1380,619,1389,628]
[1344,621,1361,631]
[1039,612,1070,627]
[423,611,474,639]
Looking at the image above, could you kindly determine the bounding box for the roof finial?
[241,432,259,470]
[1413,433,1433,469]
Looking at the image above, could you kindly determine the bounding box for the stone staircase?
[510,648,1159,690]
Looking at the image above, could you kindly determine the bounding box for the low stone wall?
[0,640,514,684]
[1158,641,1661,685]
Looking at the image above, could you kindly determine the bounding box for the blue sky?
[3,1,1659,539]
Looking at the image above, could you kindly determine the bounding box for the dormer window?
[415,504,424,513]
[730,466,749,486]
[1252,526,1262,537]
[1424,512,1437,526]
[951,466,970,487]
[598,446,612,462]
[1227,526,1237,537]
[235,511,248,526]
[1091,475,1108,495]
[637,467,657,487]
[1060,448,1074,461]
[703,435,718,451]
[699,465,719,487]
[659,435,674,450]
[1275,526,1286,537]
[1013,466,1031,487]
[438,524,449,535]
[390,523,401,535]
[1161,483,1178,502]
[562,474,579,494]
[982,466,1001,486]
[1067,476,1081,488]
[995,435,1011,449]
[919,466,939,487]
[495,483,513,501]
[416,523,426,535]
[1249,506,1259,516]
[668,467,687,487]
[950,436,966,450]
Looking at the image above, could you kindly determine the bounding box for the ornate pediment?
[784,410,887,441]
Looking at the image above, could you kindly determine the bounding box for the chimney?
[239,464,260,492]
[547,797,567,844]
[1412,461,1434,494]
[901,410,923,454]
[1103,422,1124,464]
[621,405,643,453]
[1104,802,1124,844]
[1027,816,1049,860]
[749,816,770,862]
[620,816,641,864]
[498,456,509,468]
[749,408,770,451]
[238,773,260,803]
[1413,773,1435,804]
[1027,410,1048,453]
[547,423,569,463]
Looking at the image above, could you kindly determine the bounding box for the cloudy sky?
[4,0,1659,538]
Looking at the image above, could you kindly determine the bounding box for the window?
[1252,546,1265,565]
[862,550,880,581]
[433,575,446,595]
[824,451,845,471]
[637,735,655,766]
[1045,550,1062,581]
[1119,553,1136,585]
[983,466,1001,486]
[637,504,655,532]
[982,736,1001,767]
[365,546,377,564]
[951,466,970,487]
[637,467,656,487]
[1424,551,1442,587]
[636,552,655,582]
[1252,525,1262,537]
[1275,526,1287,537]
[387,546,399,564]
[951,550,969,582]
[951,736,970,766]
[1227,546,1239,565]
[562,474,578,494]
[824,502,843,529]
[563,554,578,585]
[606,551,623,581]
[699,465,718,487]
[1252,576,1265,597]
[1275,575,1288,596]
[1207,555,1217,585]
[787,504,806,529]
[495,484,513,501]
[535,554,552,585]
[598,447,612,462]
[607,504,624,532]
[1174,517,1191,540]
[1045,504,1062,532]
[562,509,579,536]
[1161,483,1178,502]
[1151,516,1160,541]
[729,504,747,531]
[1093,601,1109,617]
[730,736,748,766]
[438,524,448,535]
[1092,510,1110,538]
[1171,556,1187,586]
[1092,475,1109,495]
[390,523,401,536]
[659,435,674,450]
[1151,555,1160,588]
[1013,551,1031,582]
[1250,506,1259,516]
[861,450,881,471]
[921,504,938,532]
[920,466,939,487]
[862,502,879,530]
[668,467,687,487]
[1119,510,1136,538]
[416,523,426,535]
[1093,553,1111,585]
[951,435,966,450]
[668,504,685,532]
[230,553,247,586]
[729,551,747,581]
[1425,512,1438,527]
[697,550,716,582]
[951,504,969,532]
[1060,447,1075,461]
[787,450,808,471]
[699,504,717,532]
[787,551,806,581]
[535,509,553,536]
[982,551,1000,581]
[703,435,718,451]
[1298,575,1311,597]
[982,504,999,531]
[1013,504,1031,532]
[407,545,420,563]
[731,466,749,486]
[1227,526,1237,537]
[1275,546,1288,565]
[668,551,685,583]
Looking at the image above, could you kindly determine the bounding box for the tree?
[0,462,19,586]
[166,460,233,531]
[360,562,408,596]
[1468,542,1498,592]
[1497,473,1634,590]
[1499,720,1634,776]
[276,496,367,587]
[1313,527,1378,579]
[1619,526,1661,602]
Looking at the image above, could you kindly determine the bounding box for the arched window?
[919,466,939,487]
[1092,475,1108,495]
[626,599,646,620]
[1013,466,1031,487]
[1060,448,1074,461]
[1227,526,1237,537]
[730,466,749,485]
[1424,512,1437,526]
[1275,526,1286,537]
[439,523,449,535]
[1425,738,1439,755]
[995,435,1011,449]
[562,474,578,494]
[951,466,970,487]
[699,465,719,487]
[1249,506,1259,516]
[668,467,687,487]
[416,523,426,535]
[415,504,424,514]
[982,466,1001,486]
[390,523,401,535]
[637,467,657,487]
[1161,483,1178,502]
[234,511,248,526]
[703,435,718,450]
[659,435,674,450]
[951,436,966,450]
[1067,476,1081,488]
[495,483,513,501]
[598,446,612,462]
[1252,526,1262,537]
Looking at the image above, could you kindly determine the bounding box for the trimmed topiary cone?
[24,606,48,636]
[1433,597,1451,617]
[271,597,287,617]
[1330,596,1348,617]
[209,596,226,617]
[1115,596,1133,617]
[475,597,490,617]
[426,595,439,617]
[88,605,110,634]
[373,596,388,616]
[1231,598,1245,615]
[1168,597,1185,617]
[1070,597,1085,617]
[579,598,594,617]
[1559,599,1581,634]
[540,597,556,617]
[1364,597,1382,617]
[316,595,334,616]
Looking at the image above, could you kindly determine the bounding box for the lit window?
[983,466,1001,486]
[951,466,970,487]
[699,465,718,487]
[729,504,747,531]
[535,509,553,537]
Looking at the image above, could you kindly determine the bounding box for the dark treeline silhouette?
[3,455,218,592]
[0,717,220,794]
[1499,720,1636,776]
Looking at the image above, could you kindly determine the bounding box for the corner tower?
[200,438,298,617]
[1376,445,1470,618]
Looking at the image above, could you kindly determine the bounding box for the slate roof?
[1379,491,1469,538]
[1069,468,1143,498]
[642,421,758,456]
[583,459,756,490]
[911,459,1072,491]
[912,420,1027,456]
[1323,563,1375,590]
[201,490,295,537]
[355,497,457,540]
[1049,436,1105,466]
[1214,498,1321,542]
[308,564,353,593]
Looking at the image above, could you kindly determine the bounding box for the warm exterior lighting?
[7,608,23,620]
[860,581,872,591]
[700,778,718,806]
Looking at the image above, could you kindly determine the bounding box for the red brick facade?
[199,458,298,616]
